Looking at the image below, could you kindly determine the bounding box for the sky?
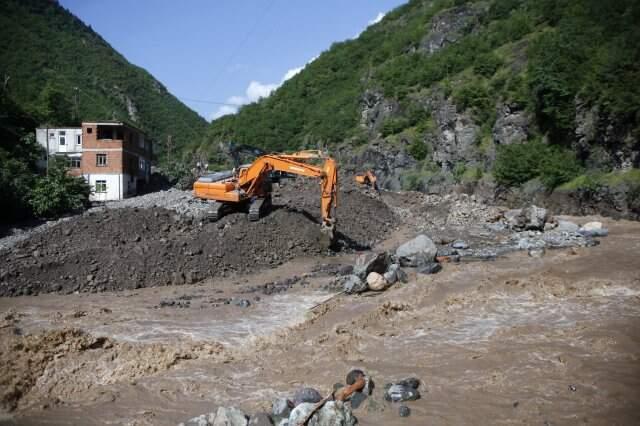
[59,0,407,121]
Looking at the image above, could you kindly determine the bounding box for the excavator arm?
[237,155,338,228]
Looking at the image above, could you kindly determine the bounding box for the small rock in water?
[233,298,251,308]
[346,369,365,385]
[384,384,420,402]
[398,405,411,417]
[451,240,469,249]
[292,387,322,407]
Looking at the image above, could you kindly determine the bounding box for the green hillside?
[0,0,207,157]
[204,0,639,192]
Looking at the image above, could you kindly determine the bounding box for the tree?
[28,156,91,218]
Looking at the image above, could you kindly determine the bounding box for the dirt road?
[1,215,639,425]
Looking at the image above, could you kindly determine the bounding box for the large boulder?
[288,401,357,426]
[395,235,437,267]
[505,206,549,231]
[272,398,292,419]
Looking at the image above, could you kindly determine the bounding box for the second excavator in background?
[193,151,338,242]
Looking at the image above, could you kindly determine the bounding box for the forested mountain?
[204,0,639,207]
[0,0,207,157]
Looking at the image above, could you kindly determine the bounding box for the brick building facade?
[36,121,152,201]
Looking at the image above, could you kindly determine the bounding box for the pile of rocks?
[336,233,445,295]
[179,370,422,425]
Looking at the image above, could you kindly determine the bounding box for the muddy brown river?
[1,217,639,425]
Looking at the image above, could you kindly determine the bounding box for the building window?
[95,180,107,193]
[138,135,144,149]
[96,153,107,167]
[97,126,113,140]
[76,134,82,145]
[139,158,145,171]
[59,131,66,145]
[116,128,124,140]
[70,157,81,168]
[87,127,93,134]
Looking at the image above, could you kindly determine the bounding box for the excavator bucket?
[320,222,335,249]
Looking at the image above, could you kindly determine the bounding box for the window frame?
[70,157,81,168]
[95,180,107,193]
[76,134,82,145]
[96,153,107,167]
[59,131,66,146]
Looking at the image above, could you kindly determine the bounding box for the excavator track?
[206,201,225,222]
[248,197,270,221]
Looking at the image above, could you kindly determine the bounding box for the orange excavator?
[355,170,378,191]
[193,152,338,241]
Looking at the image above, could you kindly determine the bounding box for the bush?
[473,53,503,77]
[28,157,91,218]
[494,140,582,188]
[408,140,428,160]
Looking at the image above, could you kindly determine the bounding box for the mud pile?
[0,324,222,411]
[0,184,394,296]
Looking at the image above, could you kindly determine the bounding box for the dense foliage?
[0,0,207,160]
[494,140,582,188]
[28,156,91,218]
[0,90,92,223]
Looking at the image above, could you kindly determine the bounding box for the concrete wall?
[85,173,123,202]
[36,127,83,154]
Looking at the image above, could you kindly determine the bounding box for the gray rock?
[272,398,292,419]
[276,420,289,426]
[396,235,437,267]
[353,252,391,279]
[579,221,608,237]
[248,412,273,426]
[343,275,367,295]
[417,262,442,275]
[233,298,251,308]
[492,105,530,147]
[395,267,408,283]
[383,263,401,285]
[398,405,411,417]
[396,377,420,389]
[451,240,469,249]
[528,247,545,258]
[517,238,546,251]
[213,407,249,426]
[555,220,579,233]
[350,392,367,410]
[182,413,217,426]
[522,205,549,231]
[384,384,421,402]
[293,387,322,407]
[288,401,357,426]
